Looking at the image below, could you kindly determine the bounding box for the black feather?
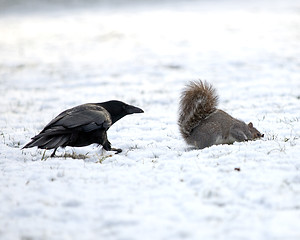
[42,135,70,149]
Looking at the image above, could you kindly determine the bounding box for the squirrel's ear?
[248,122,253,128]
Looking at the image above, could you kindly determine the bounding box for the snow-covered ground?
[1,0,300,239]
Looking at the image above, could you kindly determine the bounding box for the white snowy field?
[0,0,300,239]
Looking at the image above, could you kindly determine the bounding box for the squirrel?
[178,80,264,149]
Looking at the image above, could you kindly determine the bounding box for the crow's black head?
[99,100,144,124]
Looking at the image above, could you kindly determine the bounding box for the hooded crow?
[23,100,144,157]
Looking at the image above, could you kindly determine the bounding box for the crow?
[22,100,144,157]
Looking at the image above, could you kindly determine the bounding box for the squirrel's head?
[248,122,264,139]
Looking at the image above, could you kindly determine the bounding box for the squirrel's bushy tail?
[178,80,219,139]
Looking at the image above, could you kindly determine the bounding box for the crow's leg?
[50,148,58,157]
[102,131,122,154]
[102,140,122,154]
[102,140,111,151]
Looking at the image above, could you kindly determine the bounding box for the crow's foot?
[111,148,122,154]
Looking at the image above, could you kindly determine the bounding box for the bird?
[22,100,144,157]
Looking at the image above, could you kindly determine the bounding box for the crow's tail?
[22,134,70,150]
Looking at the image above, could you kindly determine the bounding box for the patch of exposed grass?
[95,154,113,164]
[41,150,90,160]
[62,152,90,159]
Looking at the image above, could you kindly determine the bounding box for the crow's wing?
[42,104,112,134]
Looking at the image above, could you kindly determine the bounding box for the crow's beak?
[126,105,144,114]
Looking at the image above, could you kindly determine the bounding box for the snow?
[1,0,300,239]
